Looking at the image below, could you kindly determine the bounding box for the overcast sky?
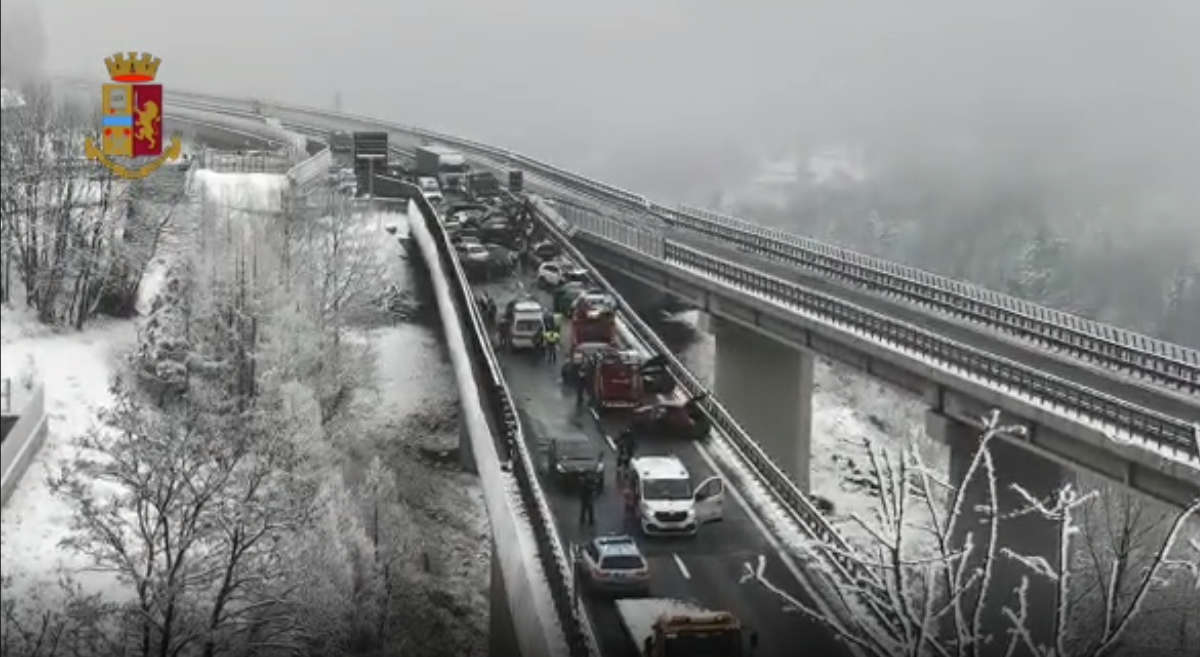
[6,0,1200,201]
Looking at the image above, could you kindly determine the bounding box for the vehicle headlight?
[556,464,565,473]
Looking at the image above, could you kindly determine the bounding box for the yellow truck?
[615,598,756,656]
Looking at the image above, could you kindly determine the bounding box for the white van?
[509,299,546,350]
[629,456,724,536]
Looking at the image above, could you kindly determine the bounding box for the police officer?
[544,327,560,363]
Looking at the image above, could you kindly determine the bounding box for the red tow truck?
[593,348,645,409]
[570,291,617,347]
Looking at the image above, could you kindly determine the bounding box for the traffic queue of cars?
[418,166,746,655]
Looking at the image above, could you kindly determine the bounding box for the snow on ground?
[662,310,945,555]
[194,169,287,210]
[339,205,489,655]
[1,170,290,600]
[0,303,136,597]
[807,145,868,185]
[1,86,25,110]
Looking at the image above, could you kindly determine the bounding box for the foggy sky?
[12,0,1200,202]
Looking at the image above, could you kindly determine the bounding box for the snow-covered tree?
[47,370,323,656]
[742,409,1200,657]
[1,81,185,327]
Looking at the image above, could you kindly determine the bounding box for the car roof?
[513,300,543,312]
[631,456,688,480]
[592,535,643,558]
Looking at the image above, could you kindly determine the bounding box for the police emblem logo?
[84,52,182,179]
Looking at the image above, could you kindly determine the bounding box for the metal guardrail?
[524,197,900,624]
[569,211,1200,463]
[661,204,1200,393]
[197,148,292,174]
[405,186,597,657]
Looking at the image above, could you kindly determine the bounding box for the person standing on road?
[497,314,510,350]
[576,357,591,407]
[578,476,596,528]
[616,427,636,474]
[544,328,560,364]
[532,329,544,360]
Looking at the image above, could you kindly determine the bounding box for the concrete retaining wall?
[407,202,570,657]
[0,385,47,507]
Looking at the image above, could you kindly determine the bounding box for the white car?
[537,261,590,288]
[629,456,723,536]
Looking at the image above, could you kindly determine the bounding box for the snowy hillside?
[1,86,25,110]
[717,145,869,212]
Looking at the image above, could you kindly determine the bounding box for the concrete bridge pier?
[713,317,813,493]
[927,412,1074,656]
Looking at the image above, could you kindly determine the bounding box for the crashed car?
[553,282,589,314]
[630,394,711,440]
[547,438,605,491]
[639,354,677,396]
[532,240,560,262]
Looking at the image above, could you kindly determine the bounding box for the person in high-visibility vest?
[543,328,560,363]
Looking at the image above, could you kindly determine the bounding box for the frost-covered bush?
[133,259,193,396]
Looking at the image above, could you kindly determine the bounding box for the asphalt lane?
[472,270,849,657]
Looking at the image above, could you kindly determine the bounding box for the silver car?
[574,535,651,596]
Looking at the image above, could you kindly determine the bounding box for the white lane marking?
[584,405,618,452]
[691,440,856,643]
[673,552,691,580]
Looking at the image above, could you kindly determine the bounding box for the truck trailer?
[415,145,468,193]
[615,598,751,657]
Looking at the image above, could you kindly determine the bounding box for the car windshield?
[558,441,597,459]
[642,478,691,500]
[599,555,645,571]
